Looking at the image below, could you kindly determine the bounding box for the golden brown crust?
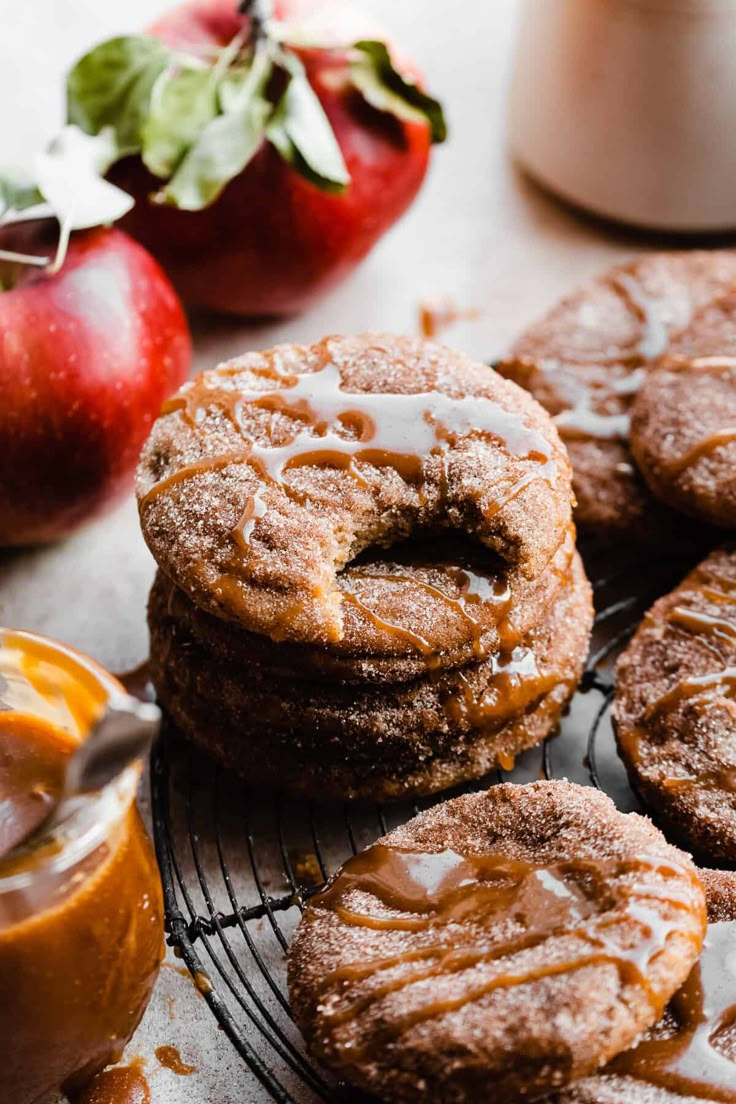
[498,251,736,540]
[614,549,736,863]
[149,551,592,801]
[287,782,706,1103]
[631,293,736,528]
[137,333,573,645]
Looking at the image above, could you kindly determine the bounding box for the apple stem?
[237,0,273,43]
[0,248,50,267]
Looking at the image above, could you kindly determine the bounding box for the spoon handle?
[64,695,161,797]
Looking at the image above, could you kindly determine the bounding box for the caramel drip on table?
[664,428,736,477]
[611,920,736,1101]
[148,354,559,549]
[310,844,701,1063]
[154,1045,197,1076]
[342,566,512,660]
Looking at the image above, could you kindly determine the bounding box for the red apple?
[108,0,437,316]
[0,224,191,545]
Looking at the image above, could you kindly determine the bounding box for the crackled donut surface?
[288,782,706,1104]
[137,333,572,644]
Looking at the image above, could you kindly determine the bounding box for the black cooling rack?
[150,544,703,1102]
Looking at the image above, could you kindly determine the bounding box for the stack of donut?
[137,333,592,801]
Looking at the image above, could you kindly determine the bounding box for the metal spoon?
[0,694,161,860]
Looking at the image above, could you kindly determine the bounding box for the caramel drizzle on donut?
[341,566,512,661]
[620,582,736,790]
[663,427,736,478]
[610,920,736,1100]
[441,645,559,732]
[308,844,703,1063]
[146,355,559,551]
[548,273,671,444]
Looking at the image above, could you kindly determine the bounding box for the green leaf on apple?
[350,40,447,144]
[155,90,272,211]
[141,63,220,179]
[67,36,171,157]
[267,53,350,193]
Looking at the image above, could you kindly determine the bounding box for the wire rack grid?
[150,544,700,1102]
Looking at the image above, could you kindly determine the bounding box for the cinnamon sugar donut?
[631,292,736,529]
[137,333,573,646]
[149,548,591,801]
[287,782,706,1103]
[148,528,577,686]
[498,251,736,540]
[550,869,736,1104]
[614,549,736,863]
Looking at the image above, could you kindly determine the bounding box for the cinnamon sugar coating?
[614,549,736,863]
[149,549,591,801]
[137,333,572,645]
[498,251,736,540]
[631,293,736,528]
[288,782,706,1103]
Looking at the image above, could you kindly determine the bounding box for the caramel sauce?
[442,646,558,731]
[342,563,512,661]
[665,428,736,477]
[418,298,480,339]
[670,606,736,646]
[310,843,702,1062]
[148,356,559,552]
[154,1045,197,1076]
[0,712,74,855]
[611,920,736,1100]
[72,1060,150,1104]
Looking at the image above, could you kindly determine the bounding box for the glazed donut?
[498,251,736,541]
[631,292,736,529]
[287,782,706,1103]
[137,333,573,645]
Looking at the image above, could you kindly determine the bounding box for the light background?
[0,2,649,1100]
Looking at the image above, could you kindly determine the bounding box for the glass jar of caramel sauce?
[0,629,164,1104]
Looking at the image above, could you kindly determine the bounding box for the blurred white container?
[508,0,736,231]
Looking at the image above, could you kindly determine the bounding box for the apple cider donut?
[550,869,736,1104]
[148,548,591,801]
[287,782,706,1104]
[148,528,577,686]
[498,251,736,540]
[137,333,572,645]
[631,292,736,529]
[614,549,736,863]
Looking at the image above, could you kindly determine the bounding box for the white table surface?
[0,1,666,1100]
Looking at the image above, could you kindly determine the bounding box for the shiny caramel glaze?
[0,712,75,855]
[498,250,736,539]
[552,875,736,1103]
[148,550,591,802]
[631,292,736,528]
[72,1059,150,1104]
[288,782,706,1103]
[614,549,736,862]
[137,334,572,645]
[147,529,577,686]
